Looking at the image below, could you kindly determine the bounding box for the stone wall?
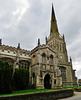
[0,89,74,100]
[74,88,81,92]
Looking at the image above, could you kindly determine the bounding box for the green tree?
[0,60,13,94]
[14,68,29,90]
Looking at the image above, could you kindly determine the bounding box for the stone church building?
[0,4,77,89]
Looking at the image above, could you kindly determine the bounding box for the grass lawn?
[0,89,59,97]
[62,86,81,90]
[1,86,81,97]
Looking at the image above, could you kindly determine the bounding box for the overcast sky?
[0,0,81,79]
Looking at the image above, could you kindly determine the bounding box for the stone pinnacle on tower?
[38,38,40,46]
[17,43,20,49]
[63,34,65,41]
[50,3,59,37]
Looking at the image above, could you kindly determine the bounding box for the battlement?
[0,44,30,55]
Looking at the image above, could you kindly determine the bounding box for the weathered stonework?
[30,44,62,89]
[0,43,31,72]
[0,4,77,89]
[46,4,77,86]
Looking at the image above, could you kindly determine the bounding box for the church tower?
[46,4,77,86]
[47,4,68,63]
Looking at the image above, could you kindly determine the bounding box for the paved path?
[58,92,81,100]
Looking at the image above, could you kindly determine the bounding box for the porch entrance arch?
[44,74,51,89]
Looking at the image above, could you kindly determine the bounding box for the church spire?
[50,3,59,37]
[51,3,56,23]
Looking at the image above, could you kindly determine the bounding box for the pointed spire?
[50,3,59,37]
[51,3,56,23]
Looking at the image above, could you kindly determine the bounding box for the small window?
[53,19,54,22]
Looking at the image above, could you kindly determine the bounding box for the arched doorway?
[44,74,51,89]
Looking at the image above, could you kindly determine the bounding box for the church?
[0,4,77,89]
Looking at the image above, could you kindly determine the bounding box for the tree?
[14,68,29,90]
[0,60,13,94]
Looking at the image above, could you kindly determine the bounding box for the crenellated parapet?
[0,42,31,70]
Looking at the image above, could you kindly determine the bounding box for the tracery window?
[19,60,29,69]
[0,57,14,66]
[42,53,46,63]
[49,55,53,64]
[60,67,66,81]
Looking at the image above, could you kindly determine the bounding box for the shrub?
[14,68,29,90]
[0,60,13,94]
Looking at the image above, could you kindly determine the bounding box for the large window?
[19,60,29,69]
[49,55,53,64]
[42,53,46,63]
[0,57,14,66]
[60,67,66,81]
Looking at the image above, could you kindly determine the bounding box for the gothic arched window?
[42,53,46,63]
[49,55,53,64]
[0,57,14,66]
[19,60,29,69]
[60,67,66,81]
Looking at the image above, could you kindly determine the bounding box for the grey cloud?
[0,0,81,78]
